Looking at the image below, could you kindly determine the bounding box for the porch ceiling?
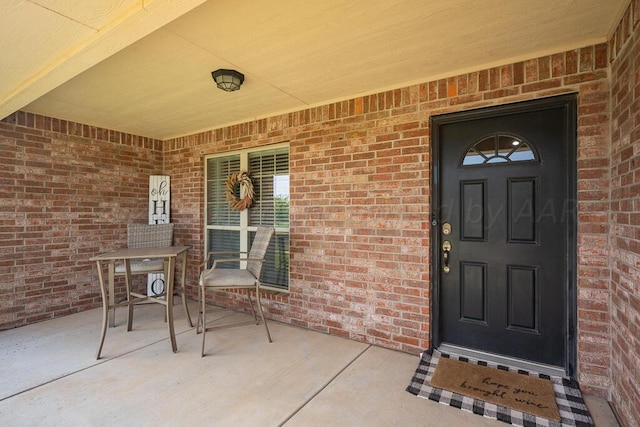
[0,0,628,140]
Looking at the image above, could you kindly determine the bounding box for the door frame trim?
[430,94,578,378]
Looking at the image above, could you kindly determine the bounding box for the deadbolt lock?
[442,222,452,235]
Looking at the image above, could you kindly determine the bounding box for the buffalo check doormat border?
[406,349,594,427]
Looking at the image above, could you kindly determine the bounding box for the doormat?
[406,349,594,427]
[430,356,560,421]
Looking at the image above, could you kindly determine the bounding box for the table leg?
[108,261,116,327]
[125,259,134,331]
[96,260,109,359]
[179,251,193,327]
[166,255,177,352]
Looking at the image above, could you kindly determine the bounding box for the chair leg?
[255,285,272,343]
[200,319,206,357]
[200,285,207,357]
[196,284,203,334]
[246,292,259,324]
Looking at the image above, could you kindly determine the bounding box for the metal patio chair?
[114,223,192,329]
[197,226,275,356]
[117,223,175,275]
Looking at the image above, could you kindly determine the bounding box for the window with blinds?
[204,144,289,290]
[206,155,241,227]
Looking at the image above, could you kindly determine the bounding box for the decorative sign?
[148,175,171,296]
[149,175,170,224]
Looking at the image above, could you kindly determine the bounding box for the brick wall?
[165,45,612,396]
[0,112,163,328]
[609,0,640,424]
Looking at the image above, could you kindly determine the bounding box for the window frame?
[460,133,539,167]
[203,142,290,293]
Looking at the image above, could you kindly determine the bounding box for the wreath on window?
[225,172,254,211]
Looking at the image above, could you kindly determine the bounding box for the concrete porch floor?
[0,300,619,426]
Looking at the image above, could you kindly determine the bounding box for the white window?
[204,143,289,291]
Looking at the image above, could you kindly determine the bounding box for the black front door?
[432,95,576,372]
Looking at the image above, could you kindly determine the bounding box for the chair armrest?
[202,251,249,269]
[200,258,265,282]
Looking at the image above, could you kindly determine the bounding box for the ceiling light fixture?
[211,69,244,92]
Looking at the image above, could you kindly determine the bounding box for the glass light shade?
[211,69,245,92]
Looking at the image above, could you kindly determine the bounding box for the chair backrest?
[247,227,275,279]
[127,223,174,248]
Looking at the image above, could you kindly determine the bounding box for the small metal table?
[90,246,192,359]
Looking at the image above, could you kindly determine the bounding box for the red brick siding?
[609,0,640,424]
[0,112,162,328]
[165,46,611,395]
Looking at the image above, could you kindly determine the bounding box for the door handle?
[442,240,451,273]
